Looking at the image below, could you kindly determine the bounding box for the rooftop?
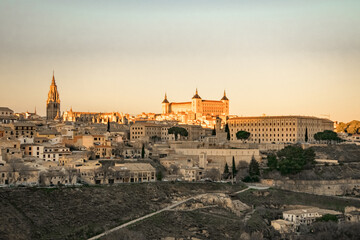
[0,107,14,112]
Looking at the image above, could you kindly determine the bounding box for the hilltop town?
[1,74,360,240]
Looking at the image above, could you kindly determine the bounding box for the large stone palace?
[46,72,61,120]
[162,89,229,117]
[228,115,334,144]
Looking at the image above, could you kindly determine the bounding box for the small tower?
[221,90,229,116]
[46,72,61,120]
[215,117,222,132]
[191,88,203,114]
[162,93,170,114]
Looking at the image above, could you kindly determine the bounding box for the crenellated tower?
[221,90,229,115]
[162,93,170,114]
[46,72,61,120]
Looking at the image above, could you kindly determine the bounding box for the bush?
[316,214,338,222]
[243,175,260,182]
[276,145,315,175]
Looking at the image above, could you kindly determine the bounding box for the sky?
[0,0,359,122]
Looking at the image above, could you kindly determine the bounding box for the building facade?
[0,107,16,124]
[162,89,229,117]
[62,108,123,123]
[46,73,61,120]
[228,116,334,144]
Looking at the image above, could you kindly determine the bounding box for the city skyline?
[1,0,360,122]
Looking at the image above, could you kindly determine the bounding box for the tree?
[204,168,220,181]
[156,171,163,181]
[7,159,35,185]
[150,135,161,142]
[107,118,111,132]
[168,127,188,141]
[314,130,341,143]
[224,163,229,174]
[316,214,338,222]
[141,144,145,159]
[249,156,260,177]
[236,131,250,142]
[225,123,230,140]
[93,163,115,184]
[305,127,308,142]
[114,169,130,183]
[88,147,97,160]
[114,143,124,157]
[336,120,360,134]
[267,153,278,170]
[169,164,180,175]
[276,145,315,175]
[212,126,216,136]
[232,156,237,176]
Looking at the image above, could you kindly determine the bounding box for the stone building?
[4,122,37,139]
[46,72,61,120]
[228,116,334,144]
[283,207,341,226]
[162,89,229,117]
[62,108,123,123]
[130,121,211,141]
[0,107,16,124]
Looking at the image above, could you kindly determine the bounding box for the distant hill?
[336,120,360,134]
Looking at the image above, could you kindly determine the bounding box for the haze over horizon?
[1,0,359,123]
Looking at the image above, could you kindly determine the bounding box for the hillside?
[336,120,360,134]
[312,144,360,162]
[0,183,244,240]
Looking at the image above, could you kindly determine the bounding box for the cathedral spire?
[47,71,61,120]
[51,71,56,86]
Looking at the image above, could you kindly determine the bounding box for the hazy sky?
[0,0,359,122]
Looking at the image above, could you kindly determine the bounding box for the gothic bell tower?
[46,72,61,120]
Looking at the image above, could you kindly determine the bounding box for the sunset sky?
[0,0,359,122]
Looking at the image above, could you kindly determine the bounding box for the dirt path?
[88,186,255,240]
[88,194,206,240]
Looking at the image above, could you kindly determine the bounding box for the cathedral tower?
[46,72,61,120]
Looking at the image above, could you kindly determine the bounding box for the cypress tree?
[212,126,216,136]
[141,144,145,158]
[107,118,111,132]
[232,156,237,175]
[305,127,308,142]
[225,123,230,140]
[224,163,229,174]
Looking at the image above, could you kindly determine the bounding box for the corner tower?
[46,72,61,120]
[162,93,170,114]
[191,88,203,114]
[221,90,229,115]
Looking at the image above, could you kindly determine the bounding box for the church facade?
[162,89,229,116]
[46,73,61,120]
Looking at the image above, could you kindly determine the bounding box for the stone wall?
[261,179,360,196]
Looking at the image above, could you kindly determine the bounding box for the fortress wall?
[261,179,360,196]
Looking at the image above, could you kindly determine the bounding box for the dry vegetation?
[0,182,244,240]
